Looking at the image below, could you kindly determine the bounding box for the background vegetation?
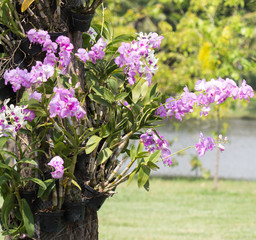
[101,0,256,94]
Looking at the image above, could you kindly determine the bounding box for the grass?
[98,177,256,240]
[1,178,255,239]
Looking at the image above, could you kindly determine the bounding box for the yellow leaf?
[198,42,216,72]
[21,0,36,13]
[221,26,232,44]
[71,179,82,191]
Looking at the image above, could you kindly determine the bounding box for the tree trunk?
[214,148,220,190]
[1,1,104,238]
[34,208,98,240]
[4,208,98,240]
[42,28,99,240]
[214,108,220,190]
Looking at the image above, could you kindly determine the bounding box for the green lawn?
[99,178,256,240]
[1,178,255,239]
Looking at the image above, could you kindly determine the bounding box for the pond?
[153,118,256,180]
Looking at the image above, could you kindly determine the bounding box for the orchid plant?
[0,25,254,238]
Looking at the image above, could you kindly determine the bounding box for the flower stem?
[161,145,195,161]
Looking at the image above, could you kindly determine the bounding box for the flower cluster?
[4,29,75,93]
[29,91,42,102]
[26,29,58,55]
[195,132,227,157]
[27,29,50,45]
[0,99,35,137]
[156,78,255,121]
[156,87,198,121]
[29,61,54,84]
[115,32,164,86]
[195,132,216,157]
[49,87,86,119]
[4,61,55,92]
[55,36,74,74]
[48,156,64,179]
[140,129,172,165]
[75,37,107,64]
[3,68,30,92]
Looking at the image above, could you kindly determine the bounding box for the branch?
[89,0,105,12]
[26,7,40,24]
[44,0,52,23]
[53,122,74,146]
[104,155,127,186]
[0,35,13,50]
[89,147,98,185]
[85,0,91,11]
[55,0,61,24]
[35,0,50,25]
[107,132,132,166]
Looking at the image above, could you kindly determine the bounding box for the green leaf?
[37,82,54,95]
[132,83,142,103]
[115,92,129,102]
[138,108,154,128]
[124,107,135,126]
[15,158,37,166]
[143,179,150,191]
[127,170,136,185]
[54,141,72,156]
[136,152,149,159]
[37,179,55,200]
[141,81,149,99]
[0,137,9,149]
[1,193,15,229]
[0,150,17,159]
[132,80,149,103]
[0,173,11,185]
[107,77,119,93]
[137,165,150,188]
[22,177,47,190]
[2,225,23,237]
[100,125,111,138]
[97,148,113,165]
[104,20,114,40]
[107,34,134,48]
[86,135,102,154]
[147,161,160,170]
[71,73,79,87]
[137,142,144,153]
[0,162,12,170]
[25,149,48,158]
[130,145,136,161]
[147,150,161,163]
[71,179,82,191]
[21,198,34,237]
[89,94,112,107]
[92,86,115,103]
[150,83,158,99]
[106,64,119,76]
[92,23,110,40]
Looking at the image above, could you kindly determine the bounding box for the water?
[152,118,256,180]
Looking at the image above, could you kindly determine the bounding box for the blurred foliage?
[101,0,256,95]
[190,154,211,179]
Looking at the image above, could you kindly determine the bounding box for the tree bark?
[2,1,104,239]
[34,208,98,240]
[214,108,220,190]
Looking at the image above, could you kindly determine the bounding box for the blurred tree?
[102,0,256,189]
[104,0,256,94]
